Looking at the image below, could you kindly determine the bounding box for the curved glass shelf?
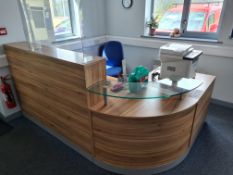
[87,78,202,100]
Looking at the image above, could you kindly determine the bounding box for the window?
[152,0,185,32]
[20,0,81,42]
[50,0,73,37]
[145,0,225,39]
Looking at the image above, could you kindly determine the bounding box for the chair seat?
[106,66,122,77]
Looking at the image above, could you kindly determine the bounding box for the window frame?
[49,0,78,40]
[146,0,226,40]
[20,0,81,44]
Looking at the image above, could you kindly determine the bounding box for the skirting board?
[0,54,8,68]
[211,98,233,109]
[23,112,198,175]
[0,111,22,122]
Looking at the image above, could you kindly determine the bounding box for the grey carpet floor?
[0,103,232,175]
[0,119,12,136]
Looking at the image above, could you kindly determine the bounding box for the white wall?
[80,0,107,38]
[0,0,26,54]
[105,0,233,104]
[106,0,145,37]
[0,0,25,117]
[77,0,107,54]
[198,55,233,103]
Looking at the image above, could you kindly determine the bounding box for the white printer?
[159,43,203,81]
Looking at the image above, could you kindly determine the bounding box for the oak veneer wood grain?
[190,83,214,145]
[85,59,106,107]
[10,64,88,108]
[90,74,215,169]
[21,95,93,153]
[4,42,106,154]
[92,107,195,168]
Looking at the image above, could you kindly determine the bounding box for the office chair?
[99,41,124,77]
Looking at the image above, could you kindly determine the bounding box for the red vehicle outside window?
[157,3,222,33]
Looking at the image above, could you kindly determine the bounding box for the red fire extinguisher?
[0,75,16,109]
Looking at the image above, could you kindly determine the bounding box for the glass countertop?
[87,78,202,99]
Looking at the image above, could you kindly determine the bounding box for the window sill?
[107,35,233,58]
[53,35,81,44]
[141,35,222,44]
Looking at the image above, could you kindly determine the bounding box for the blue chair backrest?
[102,41,123,67]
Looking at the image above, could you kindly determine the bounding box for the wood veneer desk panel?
[90,73,215,169]
[4,42,215,173]
[4,42,106,154]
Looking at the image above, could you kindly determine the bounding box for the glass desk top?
[87,78,202,99]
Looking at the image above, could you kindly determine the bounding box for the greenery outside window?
[145,0,226,40]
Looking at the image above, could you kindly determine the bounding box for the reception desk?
[4,42,215,175]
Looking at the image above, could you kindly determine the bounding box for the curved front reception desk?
[4,42,215,175]
[89,74,215,174]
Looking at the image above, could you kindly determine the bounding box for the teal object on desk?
[128,66,149,93]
